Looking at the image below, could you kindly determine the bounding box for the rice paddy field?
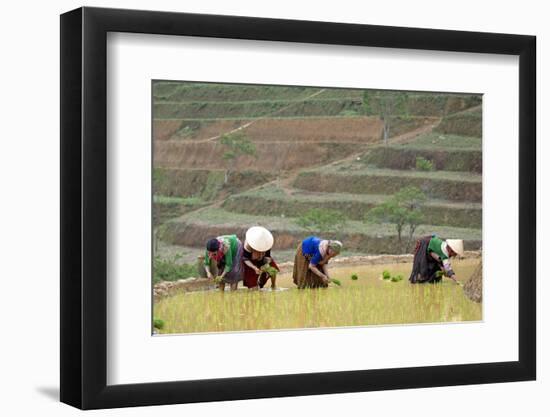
[153,258,482,334]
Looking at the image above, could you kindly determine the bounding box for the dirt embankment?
[364,147,482,173]
[154,168,275,200]
[435,108,482,138]
[153,120,183,141]
[154,141,362,172]
[154,277,214,302]
[293,171,482,203]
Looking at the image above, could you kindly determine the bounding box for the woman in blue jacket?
[292,236,342,288]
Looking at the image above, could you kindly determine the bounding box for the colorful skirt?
[218,240,244,284]
[292,242,328,289]
[409,236,443,284]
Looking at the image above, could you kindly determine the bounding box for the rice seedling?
[260,264,279,278]
[329,278,342,286]
[391,274,404,282]
[153,259,481,334]
[153,318,165,330]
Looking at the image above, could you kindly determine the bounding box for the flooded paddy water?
[154,258,482,334]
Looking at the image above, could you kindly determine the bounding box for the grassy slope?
[172,207,482,241]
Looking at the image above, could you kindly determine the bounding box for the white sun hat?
[446,239,464,256]
[245,226,274,252]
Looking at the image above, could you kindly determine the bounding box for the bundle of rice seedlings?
[330,278,342,286]
[260,264,278,278]
[390,274,403,282]
[382,270,391,280]
[153,318,165,330]
[351,274,359,281]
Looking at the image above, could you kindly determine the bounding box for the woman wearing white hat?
[409,234,463,284]
[242,226,279,290]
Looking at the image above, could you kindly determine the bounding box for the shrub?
[365,186,427,251]
[296,208,347,232]
[153,255,198,284]
[391,274,404,282]
[416,156,434,171]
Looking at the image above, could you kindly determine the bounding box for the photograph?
[151,81,483,334]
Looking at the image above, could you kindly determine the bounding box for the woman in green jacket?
[409,235,463,284]
[204,234,243,291]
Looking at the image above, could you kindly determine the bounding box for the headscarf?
[206,238,224,262]
[328,240,343,255]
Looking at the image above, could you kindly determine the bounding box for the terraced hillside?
[153,81,482,259]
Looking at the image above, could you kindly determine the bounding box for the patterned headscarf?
[206,238,224,262]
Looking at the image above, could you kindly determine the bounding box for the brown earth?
[293,171,482,202]
[225,117,384,142]
[435,107,482,137]
[154,168,275,199]
[154,116,384,143]
[154,141,363,172]
[463,260,482,302]
[364,147,482,173]
[152,120,183,141]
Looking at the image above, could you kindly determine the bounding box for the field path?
[193,88,328,144]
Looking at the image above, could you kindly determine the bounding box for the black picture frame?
[60,6,536,410]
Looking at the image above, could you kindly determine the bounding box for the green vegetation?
[153,255,198,284]
[330,278,342,286]
[260,264,279,279]
[366,186,427,251]
[166,207,482,249]
[435,108,482,137]
[153,195,204,205]
[294,168,482,202]
[363,90,409,144]
[351,274,359,281]
[153,318,165,330]
[223,186,481,228]
[396,132,482,150]
[382,270,391,280]
[416,156,434,171]
[391,274,404,282]
[220,131,257,184]
[154,260,481,334]
[363,145,481,173]
[296,208,347,232]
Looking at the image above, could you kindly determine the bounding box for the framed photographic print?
[60,6,536,410]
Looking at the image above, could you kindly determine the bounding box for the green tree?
[365,186,426,251]
[220,131,257,184]
[296,208,347,232]
[363,90,408,145]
